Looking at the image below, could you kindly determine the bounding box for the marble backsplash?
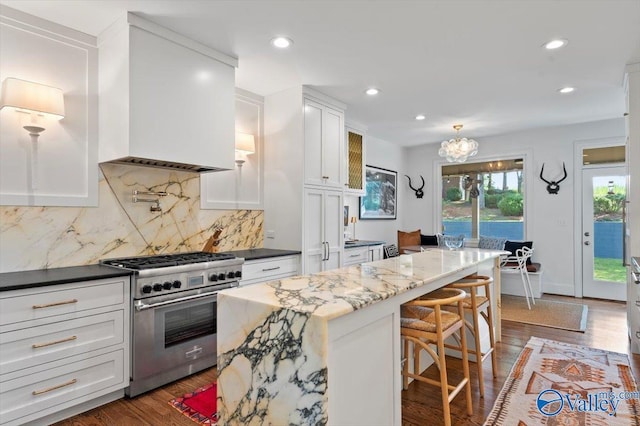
[0,163,263,273]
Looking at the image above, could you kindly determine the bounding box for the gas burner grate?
[101,252,236,270]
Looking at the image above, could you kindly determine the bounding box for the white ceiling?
[3,0,639,146]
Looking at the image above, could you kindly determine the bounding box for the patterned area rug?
[484,337,639,425]
[168,382,217,425]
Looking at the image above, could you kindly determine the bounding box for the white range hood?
[98,13,237,173]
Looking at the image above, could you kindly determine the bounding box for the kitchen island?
[217,248,503,425]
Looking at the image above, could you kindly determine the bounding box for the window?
[441,159,524,240]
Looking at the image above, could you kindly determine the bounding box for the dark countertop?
[0,264,133,292]
[344,240,386,249]
[219,248,302,261]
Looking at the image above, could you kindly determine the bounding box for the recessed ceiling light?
[543,39,568,50]
[415,114,426,121]
[558,87,575,94]
[365,88,379,96]
[271,37,293,49]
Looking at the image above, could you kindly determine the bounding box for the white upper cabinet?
[98,13,237,172]
[303,90,345,189]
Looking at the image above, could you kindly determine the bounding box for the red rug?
[168,382,217,425]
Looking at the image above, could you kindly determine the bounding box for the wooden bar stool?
[400,288,473,426]
[424,275,497,398]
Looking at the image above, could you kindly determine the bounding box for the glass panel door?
[582,166,627,301]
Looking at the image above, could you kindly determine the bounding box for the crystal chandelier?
[438,124,478,163]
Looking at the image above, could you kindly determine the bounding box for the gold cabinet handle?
[32,378,77,395]
[32,299,78,309]
[32,335,77,349]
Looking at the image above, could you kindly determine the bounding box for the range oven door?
[129,287,219,396]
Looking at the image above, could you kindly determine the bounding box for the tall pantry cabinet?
[264,87,345,273]
[625,62,640,354]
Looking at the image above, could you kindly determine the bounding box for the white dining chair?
[500,246,535,309]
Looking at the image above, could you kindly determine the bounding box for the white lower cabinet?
[369,244,383,262]
[304,188,343,273]
[0,277,130,426]
[343,246,369,266]
[240,255,300,286]
[343,244,384,267]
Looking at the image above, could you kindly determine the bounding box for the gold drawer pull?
[32,335,77,349]
[32,378,77,395]
[32,299,78,309]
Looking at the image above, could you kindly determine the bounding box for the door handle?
[584,232,590,237]
[622,200,628,266]
[327,242,330,261]
[584,241,590,246]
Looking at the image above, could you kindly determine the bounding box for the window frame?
[432,150,534,245]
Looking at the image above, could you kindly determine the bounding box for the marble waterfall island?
[217,249,503,425]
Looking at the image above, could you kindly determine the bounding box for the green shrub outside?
[484,194,501,208]
[497,192,523,216]
[446,187,462,201]
[593,193,625,214]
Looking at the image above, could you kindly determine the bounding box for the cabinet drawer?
[0,349,124,425]
[343,247,369,266]
[241,256,299,283]
[0,278,125,326]
[1,310,124,375]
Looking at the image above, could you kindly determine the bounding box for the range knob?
[153,283,163,292]
[227,272,235,279]
[209,273,218,282]
[218,273,225,281]
[235,271,242,278]
[173,280,182,288]
[163,281,173,290]
[142,285,153,294]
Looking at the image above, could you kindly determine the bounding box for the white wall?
[402,118,625,296]
[0,6,98,206]
[344,135,405,246]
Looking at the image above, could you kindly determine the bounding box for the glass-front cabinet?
[345,123,366,195]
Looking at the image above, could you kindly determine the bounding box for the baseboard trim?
[541,281,574,296]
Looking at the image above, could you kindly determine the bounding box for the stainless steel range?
[101,252,243,397]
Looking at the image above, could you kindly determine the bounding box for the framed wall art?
[359,165,397,220]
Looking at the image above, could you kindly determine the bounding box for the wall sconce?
[0,77,65,130]
[235,132,255,167]
[0,78,65,189]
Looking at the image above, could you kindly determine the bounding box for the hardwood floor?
[403,295,640,426]
[55,295,639,426]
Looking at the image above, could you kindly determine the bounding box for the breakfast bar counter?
[216,248,504,425]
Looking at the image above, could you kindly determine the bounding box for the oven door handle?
[134,288,227,311]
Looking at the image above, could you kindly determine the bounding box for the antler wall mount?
[405,175,425,198]
[539,162,568,194]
